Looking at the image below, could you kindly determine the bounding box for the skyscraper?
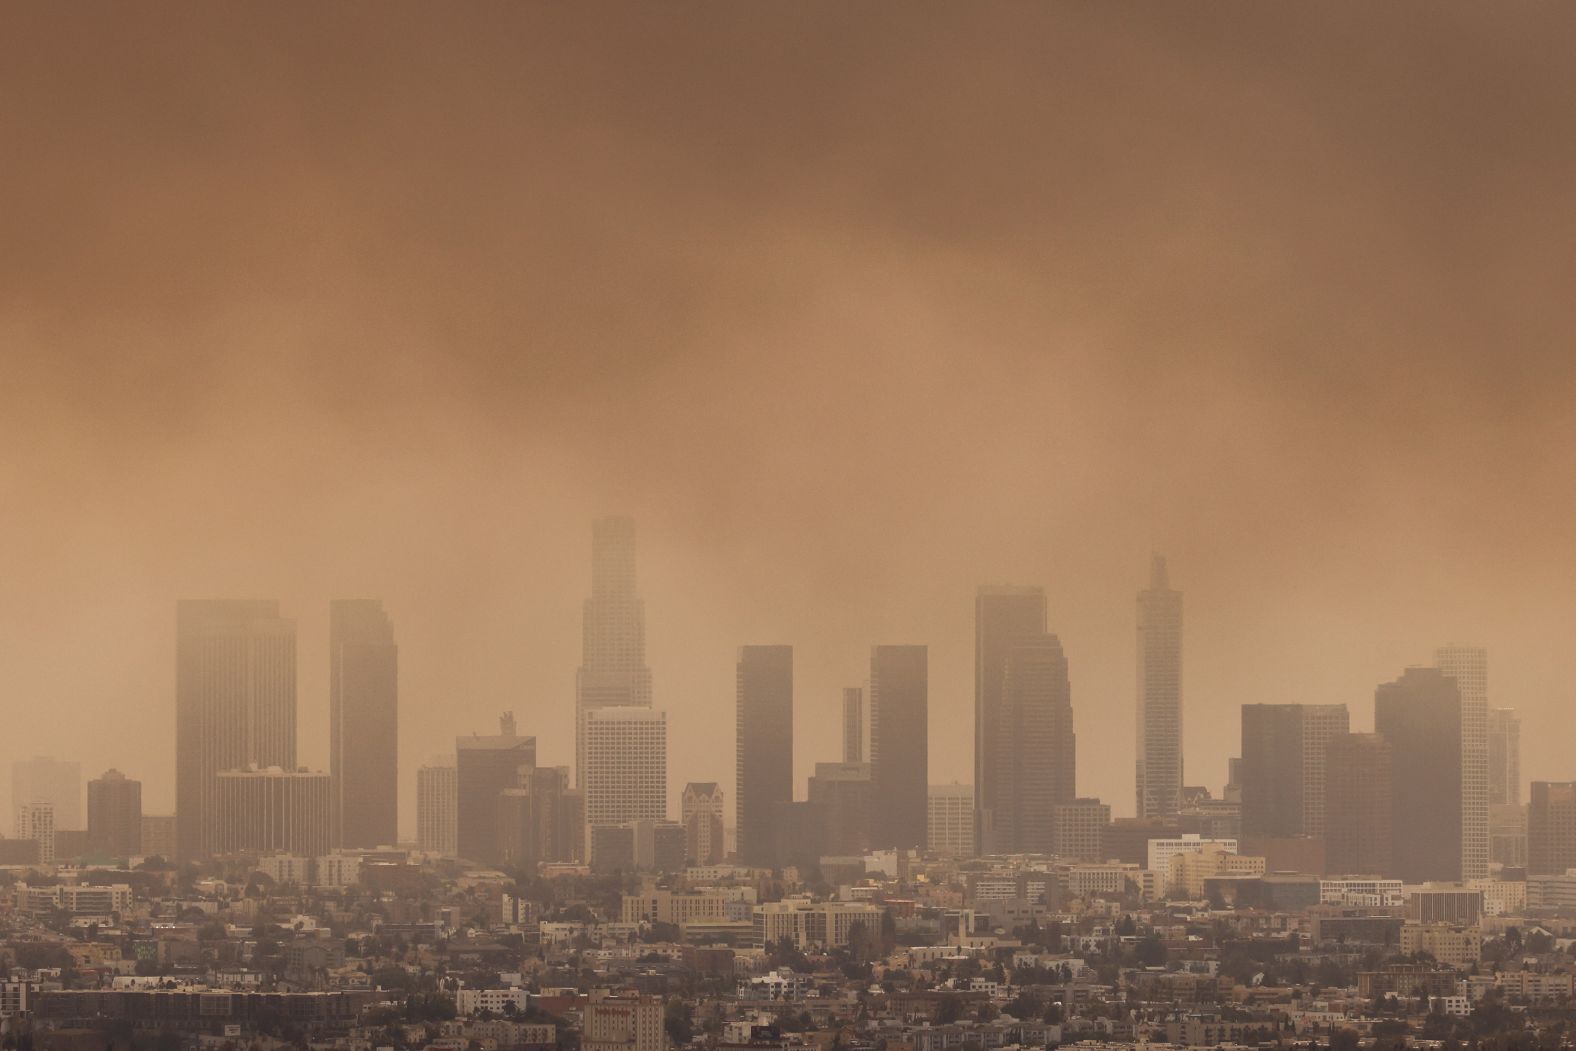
[681,782,725,865]
[1489,707,1521,806]
[175,600,297,860]
[975,585,1048,854]
[12,757,81,836]
[870,644,928,850]
[735,645,793,866]
[15,801,55,866]
[140,815,176,859]
[1136,556,1183,819]
[416,759,458,856]
[1375,667,1463,882]
[211,767,331,857]
[842,687,864,763]
[927,783,975,858]
[1527,781,1576,876]
[807,761,873,857]
[456,713,536,864]
[86,769,142,857]
[1323,732,1393,876]
[499,766,584,868]
[329,599,398,849]
[1434,645,1490,881]
[576,516,653,786]
[1052,798,1112,862]
[584,706,667,861]
[1239,704,1350,839]
[992,633,1076,854]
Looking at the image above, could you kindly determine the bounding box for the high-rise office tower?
[15,801,55,866]
[1491,803,1528,869]
[1323,732,1393,875]
[455,713,536,864]
[975,585,1048,854]
[1136,557,1184,820]
[1052,798,1112,862]
[1239,704,1350,839]
[11,757,81,836]
[1488,708,1521,806]
[583,706,667,860]
[681,782,725,865]
[499,766,585,867]
[576,516,654,787]
[86,769,142,857]
[1527,781,1576,876]
[175,601,297,860]
[991,633,1077,853]
[927,783,975,858]
[1434,645,1490,880]
[329,599,398,849]
[807,761,874,857]
[870,644,928,850]
[1375,667,1464,882]
[140,815,176,859]
[211,767,330,857]
[735,645,793,865]
[416,759,458,856]
[842,687,864,763]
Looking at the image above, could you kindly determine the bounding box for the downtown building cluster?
[10,518,1576,1051]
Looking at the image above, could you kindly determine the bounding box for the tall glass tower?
[1136,556,1183,819]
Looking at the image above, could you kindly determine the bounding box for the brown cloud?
[3,2,1576,830]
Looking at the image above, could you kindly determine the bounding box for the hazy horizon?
[5,2,1576,839]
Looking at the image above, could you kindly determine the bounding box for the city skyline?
[0,542,1559,844]
[6,6,1576,1047]
[6,5,1576,847]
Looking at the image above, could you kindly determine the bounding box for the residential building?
[928,783,975,858]
[1147,834,1236,877]
[583,991,666,1051]
[416,759,457,856]
[14,801,55,866]
[752,899,885,949]
[11,757,81,836]
[86,769,141,856]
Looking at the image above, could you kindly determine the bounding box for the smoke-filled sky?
[5,3,1576,837]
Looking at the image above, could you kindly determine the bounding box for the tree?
[665,1000,695,1045]
[1132,935,1167,968]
